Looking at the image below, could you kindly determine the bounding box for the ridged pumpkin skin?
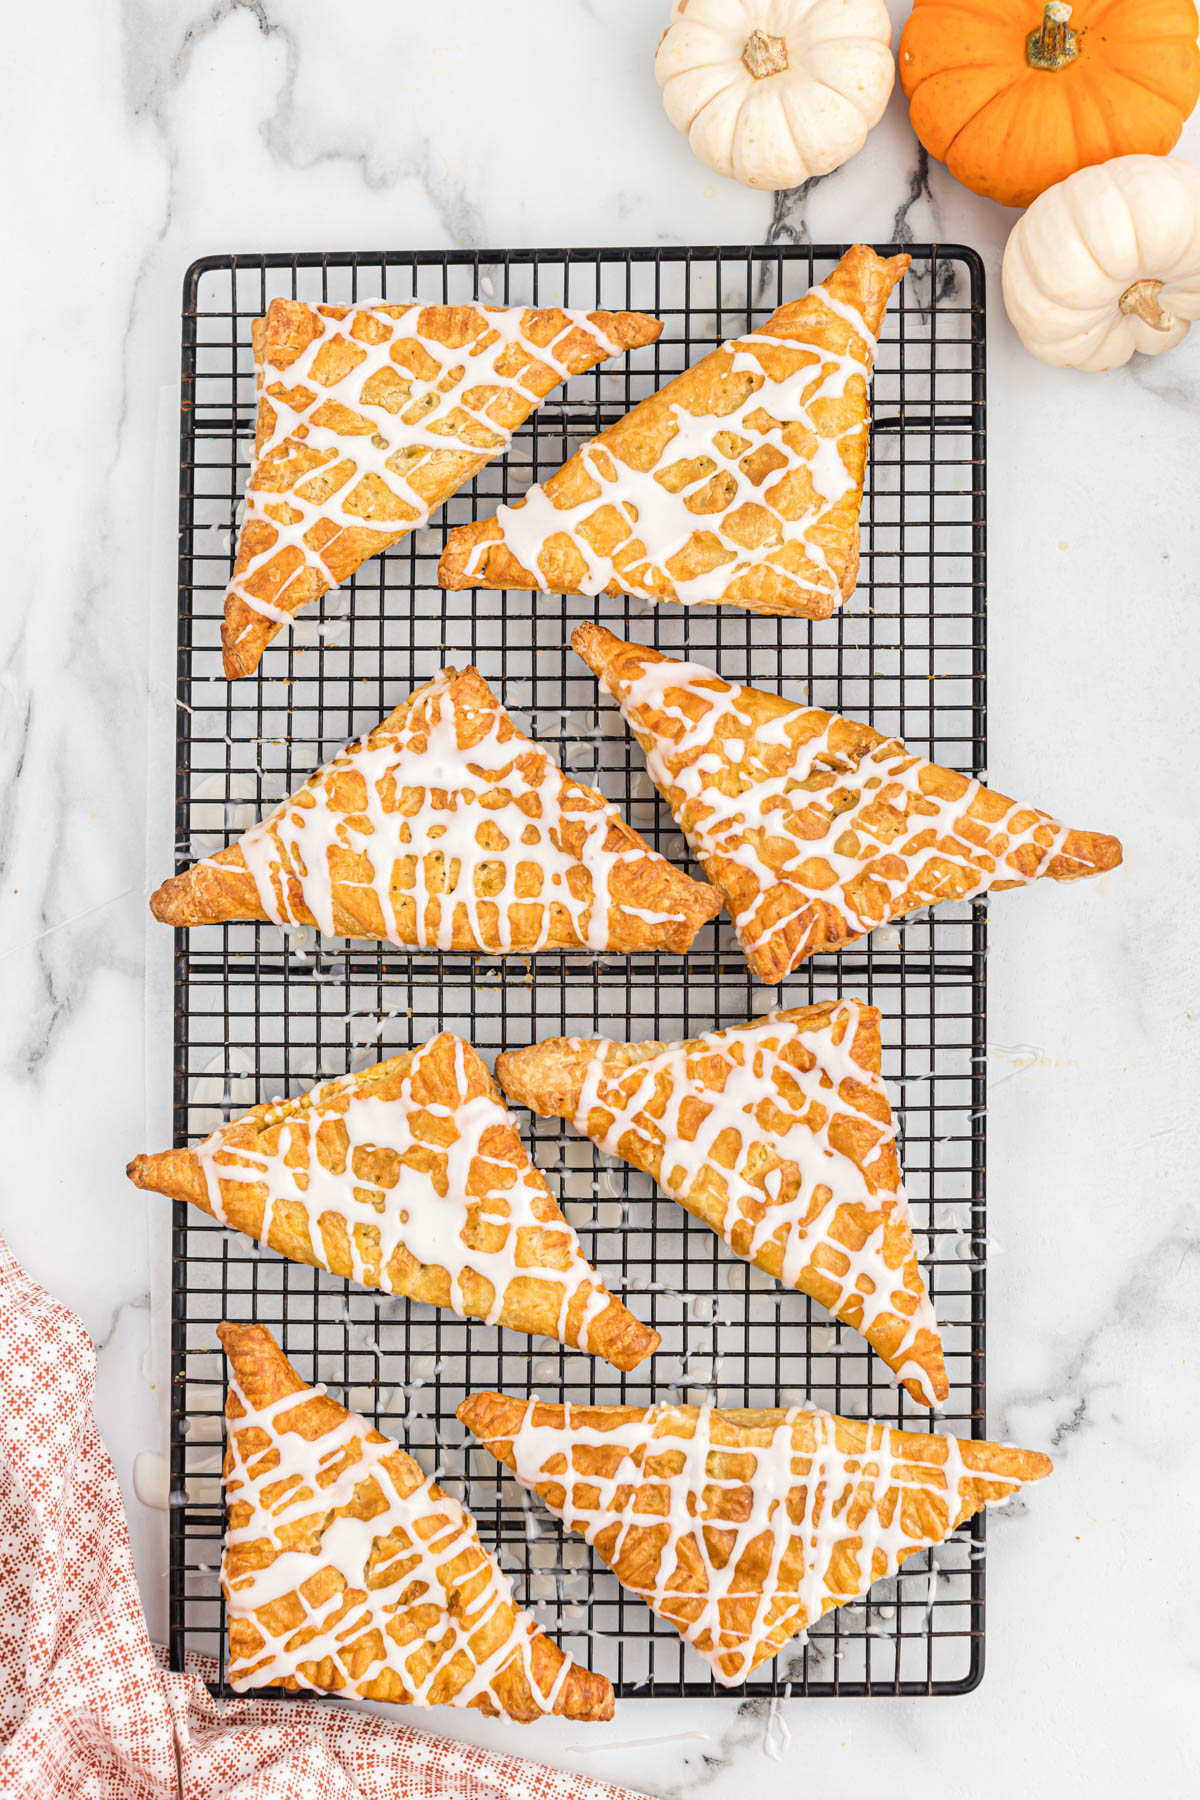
[899,0,1200,209]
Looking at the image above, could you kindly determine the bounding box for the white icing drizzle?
[494,1402,1001,1686]
[223,1373,576,1711]
[469,283,872,608]
[567,1000,940,1402]
[226,667,653,952]
[230,301,627,634]
[197,1035,613,1350]
[612,653,1077,960]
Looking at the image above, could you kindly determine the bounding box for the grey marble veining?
[2,1,1198,1791]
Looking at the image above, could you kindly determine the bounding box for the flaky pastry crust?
[496,999,946,1405]
[573,625,1122,981]
[219,1324,613,1718]
[223,300,661,677]
[439,245,908,617]
[130,1035,658,1371]
[150,663,720,955]
[459,1391,1051,1686]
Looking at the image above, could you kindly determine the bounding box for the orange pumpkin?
[899,0,1200,209]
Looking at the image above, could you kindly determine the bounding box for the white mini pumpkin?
[1002,155,1200,373]
[654,0,895,191]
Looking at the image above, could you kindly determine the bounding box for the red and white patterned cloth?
[0,1231,648,1800]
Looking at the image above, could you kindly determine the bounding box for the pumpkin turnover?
[572,626,1122,982]
[496,999,947,1406]
[458,1394,1052,1686]
[149,664,720,955]
[129,1035,658,1371]
[439,245,908,620]
[219,1323,614,1718]
[222,299,663,678]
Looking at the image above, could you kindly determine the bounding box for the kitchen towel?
[0,1228,650,1800]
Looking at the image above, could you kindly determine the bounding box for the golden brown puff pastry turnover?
[222,299,662,678]
[129,1035,658,1371]
[438,244,908,617]
[572,625,1122,983]
[496,999,946,1406]
[459,1392,1051,1687]
[150,663,721,955]
[219,1323,614,1718]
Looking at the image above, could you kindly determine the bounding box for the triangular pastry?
[572,625,1123,982]
[496,998,946,1406]
[458,1392,1051,1687]
[223,299,662,677]
[438,244,908,617]
[219,1323,614,1718]
[129,1034,658,1372]
[150,663,721,954]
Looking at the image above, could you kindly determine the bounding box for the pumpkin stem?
[742,28,789,79]
[1026,2,1078,71]
[1118,279,1175,331]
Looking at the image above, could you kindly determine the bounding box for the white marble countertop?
[3,1,1198,1791]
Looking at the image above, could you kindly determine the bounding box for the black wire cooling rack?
[168,243,988,1700]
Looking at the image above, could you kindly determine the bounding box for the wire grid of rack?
[169,243,987,1700]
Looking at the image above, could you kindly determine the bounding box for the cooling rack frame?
[168,242,988,1700]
